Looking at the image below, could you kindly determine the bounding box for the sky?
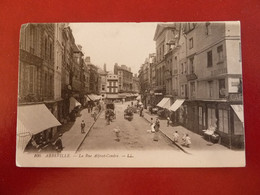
[70,23,157,75]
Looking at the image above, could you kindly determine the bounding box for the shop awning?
[106,94,119,99]
[231,105,244,123]
[157,98,170,108]
[118,94,126,98]
[169,99,185,111]
[85,95,90,101]
[17,104,61,136]
[17,104,62,152]
[70,97,81,112]
[87,94,95,101]
[162,98,172,109]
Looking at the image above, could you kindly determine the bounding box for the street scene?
[16,22,245,167]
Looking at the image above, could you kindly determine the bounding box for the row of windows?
[180,79,226,99]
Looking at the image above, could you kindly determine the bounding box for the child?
[173,131,179,142]
[150,118,155,133]
[185,134,191,147]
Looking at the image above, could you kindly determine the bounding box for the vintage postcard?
[16,22,245,167]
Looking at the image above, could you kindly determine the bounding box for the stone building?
[114,63,133,93]
[139,22,244,148]
[17,23,61,151]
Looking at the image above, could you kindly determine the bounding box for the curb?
[75,110,103,153]
[142,114,190,154]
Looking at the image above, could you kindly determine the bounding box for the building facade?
[18,23,59,144]
[138,22,243,148]
[114,64,133,93]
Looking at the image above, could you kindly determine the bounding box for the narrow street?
[78,102,180,151]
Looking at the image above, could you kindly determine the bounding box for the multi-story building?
[72,44,85,104]
[153,24,176,105]
[139,22,243,148]
[185,22,243,148]
[97,65,107,99]
[132,74,140,94]
[82,60,90,96]
[88,63,99,95]
[53,23,65,134]
[17,23,62,151]
[106,73,119,100]
[114,64,133,93]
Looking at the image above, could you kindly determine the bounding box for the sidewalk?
[142,109,228,154]
[61,108,101,153]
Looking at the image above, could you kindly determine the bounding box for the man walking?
[81,120,86,134]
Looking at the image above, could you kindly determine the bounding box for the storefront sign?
[211,68,227,76]
[228,78,240,93]
[228,93,243,101]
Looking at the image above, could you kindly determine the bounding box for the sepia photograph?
[16,22,245,167]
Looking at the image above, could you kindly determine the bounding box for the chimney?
[104,63,107,72]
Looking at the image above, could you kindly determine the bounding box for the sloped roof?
[153,23,176,41]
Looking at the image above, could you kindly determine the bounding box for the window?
[217,45,223,62]
[208,81,213,98]
[208,108,216,128]
[185,84,188,98]
[189,38,193,49]
[181,63,184,74]
[50,42,53,60]
[102,85,105,91]
[28,66,35,93]
[219,79,226,98]
[181,85,184,96]
[199,107,203,126]
[190,82,195,97]
[219,109,229,134]
[189,57,194,74]
[207,50,213,67]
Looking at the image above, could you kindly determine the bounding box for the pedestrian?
[87,102,91,113]
[153,118,160,141]
[148,117,155,133]
[184,134,191,147]
[92,104,99,121]
[167,116,170,127]
[182,133,191,147]
[81,120,86,133]
[173,131,179,142]
[114,127,120,142]
[139,106,143,117]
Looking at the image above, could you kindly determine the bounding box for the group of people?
[148,117,192,147]
[26,133,64,153]
[148,117,161,141]
[173,131,191,147]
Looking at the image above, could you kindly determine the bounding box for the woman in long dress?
[153,119,160,141]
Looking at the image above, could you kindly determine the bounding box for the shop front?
[17,104,62,153]
[169,99,185,125]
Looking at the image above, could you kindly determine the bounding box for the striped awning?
[157,98,170,108]
[169,99,185,111]
[17,104,61,151]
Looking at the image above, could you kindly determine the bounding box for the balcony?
[186,73,197,81]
